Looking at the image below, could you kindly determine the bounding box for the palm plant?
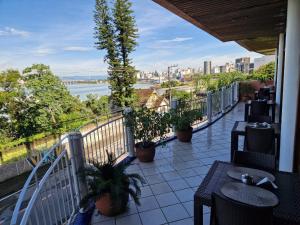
[81,153,145,210]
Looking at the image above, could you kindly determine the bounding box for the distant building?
[212,66,220,74]
[235,57,251,73]
[249,63,255,73]
[219,66,226,73]
[254,55,275,70]
[204,61,211,74]
[225,63,236,72]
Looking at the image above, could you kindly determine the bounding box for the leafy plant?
[125,107,171,148]
[253,62,275,81]
[81,152,145,207]
[169,101,202,131]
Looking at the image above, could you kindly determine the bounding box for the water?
[66,82,154,100]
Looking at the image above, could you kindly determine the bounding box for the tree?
[0,69,24,140]
[253,62,275,82]
[20,64,85,137]
[94,0,138,107]
[85,94,110,116]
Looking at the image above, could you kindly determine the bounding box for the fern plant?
[80,153,145,207]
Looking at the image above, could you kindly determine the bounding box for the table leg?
[231,133,238,162]
[244,104,249,121]
[194,197,203,225]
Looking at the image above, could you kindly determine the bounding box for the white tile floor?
[91,103,245,225]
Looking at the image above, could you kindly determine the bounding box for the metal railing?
[82,116,128,164]
[10,137,79,225]
[211,90,222,116]
[9,82,239,225]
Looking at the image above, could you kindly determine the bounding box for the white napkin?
[256,177,278,189]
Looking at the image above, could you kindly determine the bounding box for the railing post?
[171,98,178,133]
[221,87,226,114]
[68,132,88,206]
[124,107,135,158]
[231,83,235,106]
[236,82,240,102]
[207,91,213,123]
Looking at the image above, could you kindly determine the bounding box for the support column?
[68,132,88,205]
[124,107,135,158]
[274,48,278,85]
[207,92,213,123]
[276,33,285,105]
[279,0,300,172]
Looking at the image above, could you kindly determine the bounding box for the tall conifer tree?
[94,0,138,107]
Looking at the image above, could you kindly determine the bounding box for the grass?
[0,116,109,164]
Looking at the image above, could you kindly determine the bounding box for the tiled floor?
[91,103,245,225]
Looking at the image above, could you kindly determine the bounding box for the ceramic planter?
[176,126,193,142]
[135,142,156,162]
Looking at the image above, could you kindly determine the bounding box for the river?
[66,82,154,100]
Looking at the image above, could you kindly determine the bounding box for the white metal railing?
[9,82,239,225]
[82,116,128,164]
[10,137,79,225]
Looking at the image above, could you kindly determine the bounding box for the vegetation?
[0,64,110,163]
[169,101,202,131]
[85,94,110,116]
[252,62,275,83]
[125,107,170,148]
[171,90,191,101]
[81,153,145,207]
[94,0,138,108]
[160,80,183,88]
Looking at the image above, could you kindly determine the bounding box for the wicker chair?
[247,115,272,123]
[244,126,275,155]
[210,192,274,225]
[257,88,271,100]
[233,151,276,171]
[250,100,269,117]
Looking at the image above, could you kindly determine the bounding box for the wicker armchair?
[256,88,271,100]
[250,100,269,116]
[210,192,274,225]
[244,126,275,155]
[233,151,276,171]
[247,115,272,123]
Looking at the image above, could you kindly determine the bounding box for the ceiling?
[153,0,287,55]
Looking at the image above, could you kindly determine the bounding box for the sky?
[0,0,262,77]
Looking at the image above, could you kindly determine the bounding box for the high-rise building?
[219,66,226,73]
[212,66,220,74]
[254,55,275,70]
[235,57,251,73]
[204,61,211,74]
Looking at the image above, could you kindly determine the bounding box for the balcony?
[90,103,243,225]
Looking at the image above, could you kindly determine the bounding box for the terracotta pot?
[95,192,128,217]
[176,126,193,142]
[135,142,156,162]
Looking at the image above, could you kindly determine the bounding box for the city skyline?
[0,0,263,77]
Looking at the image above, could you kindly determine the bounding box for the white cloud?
[33,47,56,56]
[159,37,193,43]
[63,46,92,52]
[0,27,30,37]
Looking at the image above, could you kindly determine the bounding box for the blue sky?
[0,0,262,77]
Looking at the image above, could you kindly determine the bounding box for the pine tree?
[94,0,138,107]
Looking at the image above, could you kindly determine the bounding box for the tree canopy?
[94,0,138,107]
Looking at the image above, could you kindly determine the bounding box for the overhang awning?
[153,0,287,55]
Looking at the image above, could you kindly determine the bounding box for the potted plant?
[80,153,144,217]
[125,107,170,162]
[169,101,202,142]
